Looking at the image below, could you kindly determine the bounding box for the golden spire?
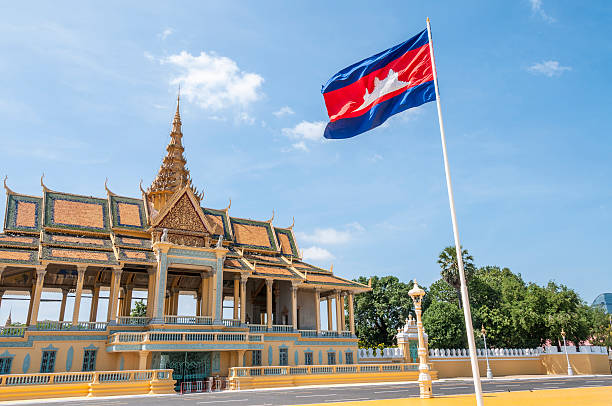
[147,90,203,211]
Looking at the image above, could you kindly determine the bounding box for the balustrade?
[0,369,172,387]
[0,326,26,337]
[108,331,262,345]
[117,317,151,326]
[163,315,213,325]
[229,363,421,378]
[33,321,108,331]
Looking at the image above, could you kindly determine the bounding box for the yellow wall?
[431,354,610,378]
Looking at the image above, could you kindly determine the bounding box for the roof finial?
[3,176,14,195]
[267,209,275,223]
[288,216,295,230]
[104,178,116,196]
[224,198,232,211]
[176,84,181,113]
[40,173,49,192]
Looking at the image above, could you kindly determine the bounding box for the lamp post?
[560,328,574,376]
[408,280,433,399]
[481,326,493,379]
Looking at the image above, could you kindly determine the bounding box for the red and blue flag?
[322,29,435,139]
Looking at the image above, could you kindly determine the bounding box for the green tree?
[422,301,466,348]
[437,246,476,309]
[353,276,414,348]
[130,299,147,317]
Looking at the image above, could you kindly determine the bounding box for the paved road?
[12,375,612,406]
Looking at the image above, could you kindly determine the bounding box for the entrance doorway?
[152,352,211,390]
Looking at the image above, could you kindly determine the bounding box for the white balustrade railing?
[248,324,267,332]
[223,319,241,327]
[0,369,172,386]
[107,331,263,345]
[163,315,213,325]
[358,347,404,359]
[427,346,608,358]
[33,321,107,331]
[229,363,421,378]
[117,317,151,326]
[271,325,293,332]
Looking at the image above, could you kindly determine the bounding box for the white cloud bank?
[527,60,571,77]
[162,51,264,111]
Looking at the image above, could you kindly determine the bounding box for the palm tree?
[437,246,476,309]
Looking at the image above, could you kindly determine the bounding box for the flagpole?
[426,17,484,406]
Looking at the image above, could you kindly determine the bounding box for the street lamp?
[408,280,433,399]
[560,328,574,376]
[481,326,493,379]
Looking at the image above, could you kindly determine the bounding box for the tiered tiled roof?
[0,98,370,292]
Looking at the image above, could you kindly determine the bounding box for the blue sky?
[0,1,611,322]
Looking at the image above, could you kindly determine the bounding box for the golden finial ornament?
[3,176,14,195]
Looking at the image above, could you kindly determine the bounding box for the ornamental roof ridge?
[148,92,203,201]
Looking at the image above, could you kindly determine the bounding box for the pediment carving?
[157,194,207,233]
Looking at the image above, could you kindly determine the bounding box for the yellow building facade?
[0,96,369,389]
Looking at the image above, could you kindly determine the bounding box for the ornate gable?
[149,186,214,247]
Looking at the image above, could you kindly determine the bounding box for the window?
[82,350,97,372]
[345,352,354,365]
[327,352,336,365]
[40,351,56,373]
[304,352,313,366]
[0,357,12,375]
[279,348,288,366]
[252,350,261,367]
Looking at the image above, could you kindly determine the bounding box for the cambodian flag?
[322,29,436,139]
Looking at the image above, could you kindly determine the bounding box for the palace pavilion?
[0,97,370,386]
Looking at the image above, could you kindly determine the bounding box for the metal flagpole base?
[568,365,574,376]
[486,368,493,379]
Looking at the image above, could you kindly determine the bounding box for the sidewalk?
[301,386,612,406]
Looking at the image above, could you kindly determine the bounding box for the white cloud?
[297,223,365,245]
[235,112,255,125]
[159,28,173,40]
[292,141,308,151]
[282,120,326,151]
[273,106,295,117]
[368,153,383,163]
[302,246,335,261]
[529,0,555,23]
[527,60,571,77]
[162,51,264,111]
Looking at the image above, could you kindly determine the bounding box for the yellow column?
[340,293,346,332]
[59,289,68,322]
[107,267,122,322]
[29,267,47,326]
[291,284,298,330]
[266,279,273,328]
[89,285,99,322]
[72,265,86,325]
[315,289,321,334]
[348,292,355,335]
[201,272,209,317]
[118,288,124,318]
[238,350,246,368]
[210,271,218,320]
[335,290,342,332]
[233,278,239,320]
[146,269,156,318]
[26,283,35,325]
[172,290,180,315]
[240,275,248,324]
[124,286,133,316]
[138,351,149,370]
[327,296,333,331]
